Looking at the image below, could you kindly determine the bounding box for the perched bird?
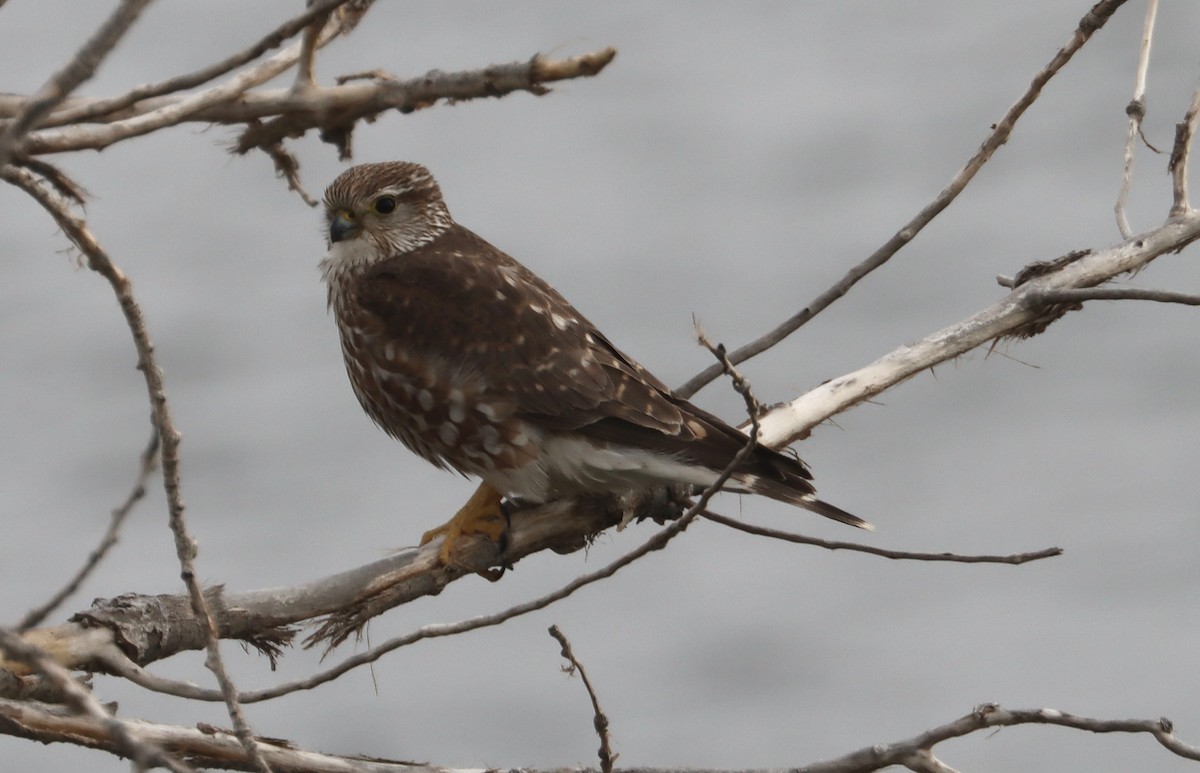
[320,162,869,564]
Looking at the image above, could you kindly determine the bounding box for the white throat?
[320,238,378,287]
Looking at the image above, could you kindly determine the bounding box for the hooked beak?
[330,210,359,243]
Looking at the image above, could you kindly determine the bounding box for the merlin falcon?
[320,162,869,565]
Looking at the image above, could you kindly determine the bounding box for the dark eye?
[373,196,397,214]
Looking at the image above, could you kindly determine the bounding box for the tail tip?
[801,494,874,531]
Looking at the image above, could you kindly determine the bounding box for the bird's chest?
[331,297,538,476]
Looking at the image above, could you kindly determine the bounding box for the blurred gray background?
[3,2,1200,770]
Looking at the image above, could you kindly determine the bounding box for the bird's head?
[322,162,453,271]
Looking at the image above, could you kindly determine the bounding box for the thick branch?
[549,625,617,773]
[0,629,191,772]
[754,214,1200,449]
[0,697,423,773]
[14,48,616,157]
[11,497,628,677]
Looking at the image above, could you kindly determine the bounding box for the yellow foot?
[420,482,507,566]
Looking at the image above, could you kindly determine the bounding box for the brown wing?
[353,224,694,439]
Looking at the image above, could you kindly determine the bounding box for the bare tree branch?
[797,704,1200,772]
[117,345,766,703]
[0,0,152,167]
[12,12,353,157]
[5,478,1062,701]
[1027,286,1200,306]
[7,694,1195,773]
[1115,0,1159,238]
[5,3,1199,770]
[674,0,1130,400]
[754,213,1200,450]
[700,510,1062,565]
[0,696,421,773]
[15,345,764,705]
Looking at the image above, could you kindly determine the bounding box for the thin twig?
[1,165,273,773]
[1169,84,1200,217]
[701,510,1062,565]
[696,326,764,425]
[0,628,192,773]
[292,1,332,94]
[797,703,1200,772]
[10,156,87,203]
[548,626,617,773]
[0,0,152,167]
[753,210,1200,450]
[17,432,159,632]
[18,15,352,158]
[1115,0,1159,238]
[0,695,429,772]
[675,0,1130,399]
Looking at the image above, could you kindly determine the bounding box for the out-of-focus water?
[2,3,1199,770]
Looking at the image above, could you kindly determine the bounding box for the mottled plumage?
[320,162,868,561]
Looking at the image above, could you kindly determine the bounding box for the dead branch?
[36,0,360,129]
[796,704,1200,772]
[0,628,191,772]
[1115,0,1159,238]
[0,696,423,773]
[11,48,616,158]
[548,626,617,773]
[0,0,152,167]
[700,511,1062,565]
[753,212,1200,449]
[1027,286,1200,306]
[5,695,1197,773]
[1169,84,1200,217]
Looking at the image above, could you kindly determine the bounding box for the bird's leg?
[421,481,507,565]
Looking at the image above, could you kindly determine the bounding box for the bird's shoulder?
[350,224,579,348]
[350,224,691,434]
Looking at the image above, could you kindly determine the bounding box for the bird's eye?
[373,196,397,214]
